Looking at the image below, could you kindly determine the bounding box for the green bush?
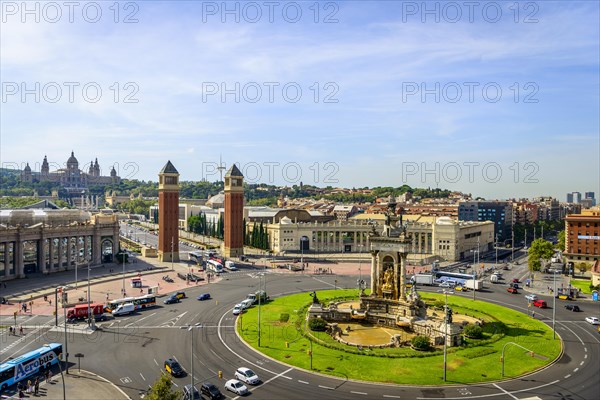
[463,324,483,339]
[308,317,328,332]
[279,313,290,323]
[411,335,430,350]
[433,300,445,310]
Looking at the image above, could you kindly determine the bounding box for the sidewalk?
[2,369,130,399]
[522,273,594,301]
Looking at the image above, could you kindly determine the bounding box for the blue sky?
[1,1,598,200]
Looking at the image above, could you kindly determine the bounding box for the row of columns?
[312,229,370,252]
[0,235,102,280]
[407,232,432,254]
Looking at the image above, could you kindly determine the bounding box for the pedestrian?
[26,379,32,394]
[532,311,536,319]
[18,388,24,399]
[45,370,50,383]
[9,326,13,335]
[34,377,39,395]
[106,293,109,301]
[19,326,23,335]
[48,371,53,383]
[49,299,52,305]
[3,282,6,289]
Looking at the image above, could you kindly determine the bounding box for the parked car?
[225,379,248,395]
[240,299,254,309]
[439,282,452,288]
[525,294,538,301]
[234,367,260,385]
[183,384,200,400]
[164,294,180,304]
[232,304,243,315]
[164,358,184,377]
[507,287,519,294]
[533,300,547,308]
[197,293,211,301]
[565,304,581,312]
[200,383,223,400]
[584,316,599,325]
[94,313,111,322]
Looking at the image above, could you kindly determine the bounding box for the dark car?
[164,358,184,377]
[164,294,180,304]
[565,304,581,312]
[201,383,223,400]
[197,293,211,301]
[183,384,201,400]
[94,314,111,322]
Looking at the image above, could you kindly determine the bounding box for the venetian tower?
[158,161,180,262]
[223,164,244,258]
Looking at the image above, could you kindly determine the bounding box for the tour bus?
[105,294,156,313]
[0,343,62,391]
[188,251,204,265]
[206,259,223,273]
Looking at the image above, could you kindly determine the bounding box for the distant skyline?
[1,1,598,200]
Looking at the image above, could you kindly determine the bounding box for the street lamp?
[357,244,364,286]
[257,272,267,347]
[552,270,557,339]
[121,249,126,297]
[438,289,453,382]
[60,285,73,375]
[86,259,95,329]
[501,341,536,377]
[181,323,203,394]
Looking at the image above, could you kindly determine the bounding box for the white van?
[112,303,135,316]
[225,261,237,271]
[240,299,254,309]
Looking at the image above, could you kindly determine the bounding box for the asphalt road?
[2,260,599,399]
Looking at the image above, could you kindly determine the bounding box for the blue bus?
[0,343,62,391]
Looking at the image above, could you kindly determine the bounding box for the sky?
[1,0,599,201]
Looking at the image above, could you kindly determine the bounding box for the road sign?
[593,291,599,301]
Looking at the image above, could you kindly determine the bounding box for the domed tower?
[41,155,49,177]
[66,151,79,171]
[110,166,117,183]
[21,163,32,182]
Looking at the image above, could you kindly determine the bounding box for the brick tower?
[223,164,244,257]
[158,160,180,262]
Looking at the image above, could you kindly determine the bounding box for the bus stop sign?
[593,291,598,302]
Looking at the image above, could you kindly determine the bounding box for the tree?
[145,373,181,400]
[576,262,590,275]
[528,238,555,272]
[411,335,430,350]
[557,230,565,251]
[463,325,483,339]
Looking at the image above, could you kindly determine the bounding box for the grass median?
[237,289,562,384]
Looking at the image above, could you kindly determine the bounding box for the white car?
[225,379,248,395]
[232,304,243,315]
[525,294,538,302]
[585,317,600,325]
[234,367,260,385]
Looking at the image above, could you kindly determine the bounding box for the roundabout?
[236,289,563,385]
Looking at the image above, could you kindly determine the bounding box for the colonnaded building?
[264,215,494,263]
[0,208,120,280]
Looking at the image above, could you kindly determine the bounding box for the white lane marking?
[140,373,145,381]
[351,391,368,395]
[125,312,156,327]
[383,395,401,399]
[312,276,336,288]
[416,380,560,399]
[492,383,518,400]
[585,354,588,359]
[209,348,225,362]
[298,380,309,385]
[580,361,584,366]
[259,367,294,386]
[584,347,587,352]
[153,359,158,366]
[319,385,334,390]
[565,374,571,378]
[573,368,579,372]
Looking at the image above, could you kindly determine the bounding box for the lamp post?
[438,289,453,382]
[121,248,126,297]
[181,323,203,394]
[257,272,266,347]
[552,270,557,339]
[61,285,73,375]
[495,234,498,268]
[501,341,536,377]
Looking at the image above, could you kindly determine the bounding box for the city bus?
[0,343,62,391]
[105,294,156,313]
[188,251,203,265]
[434,271,475,285]
[206,259,223,273]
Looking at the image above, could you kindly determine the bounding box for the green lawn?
[569,279,594,294]
[237,290,562,385]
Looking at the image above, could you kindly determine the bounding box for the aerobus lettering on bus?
[1,343,62,390]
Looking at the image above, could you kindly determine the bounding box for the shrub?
[411,335,430,350]
[308,318,327,332]
[433,300,445,310]
[279,313,290,323]
[463,324,483,339]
